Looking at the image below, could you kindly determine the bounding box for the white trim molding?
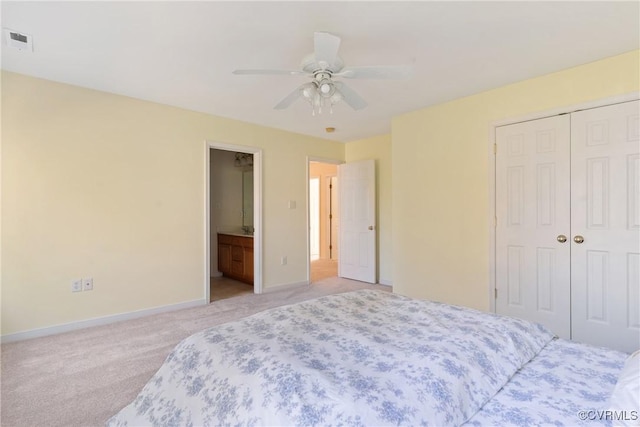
[1,298,207,343]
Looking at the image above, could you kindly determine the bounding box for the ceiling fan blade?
[233,69,306,76]
[334,65,412,79]
[333,82,367,111]
[314,32,341,69]
[274,86,303,110]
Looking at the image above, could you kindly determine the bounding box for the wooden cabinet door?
[218,244,232,274]
[243,246,254,283]
[217,234,254,285]
[231,246,244,276]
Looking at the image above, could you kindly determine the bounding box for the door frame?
[205,141,263,301]
[326,174,338,260]
[306,156,343,283]
[487,91,639,313]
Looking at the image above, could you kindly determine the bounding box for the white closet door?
[496,115,571,338]
[570,100,640,353]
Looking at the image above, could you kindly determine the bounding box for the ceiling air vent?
[3,28,33,51]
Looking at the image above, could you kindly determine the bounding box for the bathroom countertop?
[217,231,254,238]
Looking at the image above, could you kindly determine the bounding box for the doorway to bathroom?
[206,142,262,302]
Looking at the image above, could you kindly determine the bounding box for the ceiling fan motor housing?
[301,53,345,75]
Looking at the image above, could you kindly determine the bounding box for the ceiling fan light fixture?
[318,79,335,97]
[330,91,342,104]
[301,82,317,100]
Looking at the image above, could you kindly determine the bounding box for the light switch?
[288,200,296,209]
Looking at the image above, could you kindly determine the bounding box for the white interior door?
[329,176,339,260]
[338,159,376,283]
[495,115,571,339]
[570,100,640,353]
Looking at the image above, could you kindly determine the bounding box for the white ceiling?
[2,1,638,142]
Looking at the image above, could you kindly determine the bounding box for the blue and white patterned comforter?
[108,290,555,426]
[465,338,627,426]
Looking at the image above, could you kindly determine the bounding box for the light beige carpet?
[0,277,390,427]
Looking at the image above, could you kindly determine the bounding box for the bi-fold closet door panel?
[495,115,572,339]
[496,100,639,353]
[570,101,640,353]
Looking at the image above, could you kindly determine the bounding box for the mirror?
[242,169,254,230]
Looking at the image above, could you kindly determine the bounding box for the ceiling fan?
[233,32,412,115]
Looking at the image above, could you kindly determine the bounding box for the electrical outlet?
[82,277,93,291]
[71,279,82,293]
[281,256,287,265]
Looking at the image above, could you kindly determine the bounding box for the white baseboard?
[378,279,393,286]
[1,298,207,344]
[261,280,309,293]
[211,271,223,278]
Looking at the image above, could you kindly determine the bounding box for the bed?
[107,290,637,426]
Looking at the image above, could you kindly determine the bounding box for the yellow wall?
[345,134,392,285]
[392,50,639,310]
[1,71,344,335]
[4,49,638,336]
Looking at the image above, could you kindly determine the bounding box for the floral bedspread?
[108,290,554,426]
[465,338,626,426]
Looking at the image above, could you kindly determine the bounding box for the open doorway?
[206,142,262,303]
[309,160,340,283]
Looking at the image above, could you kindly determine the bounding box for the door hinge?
[329,214,333,219]
[495,288,498,299]
[493,143,497,154]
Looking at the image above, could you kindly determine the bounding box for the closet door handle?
[573,235,584,244]
[557,235,567,243]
